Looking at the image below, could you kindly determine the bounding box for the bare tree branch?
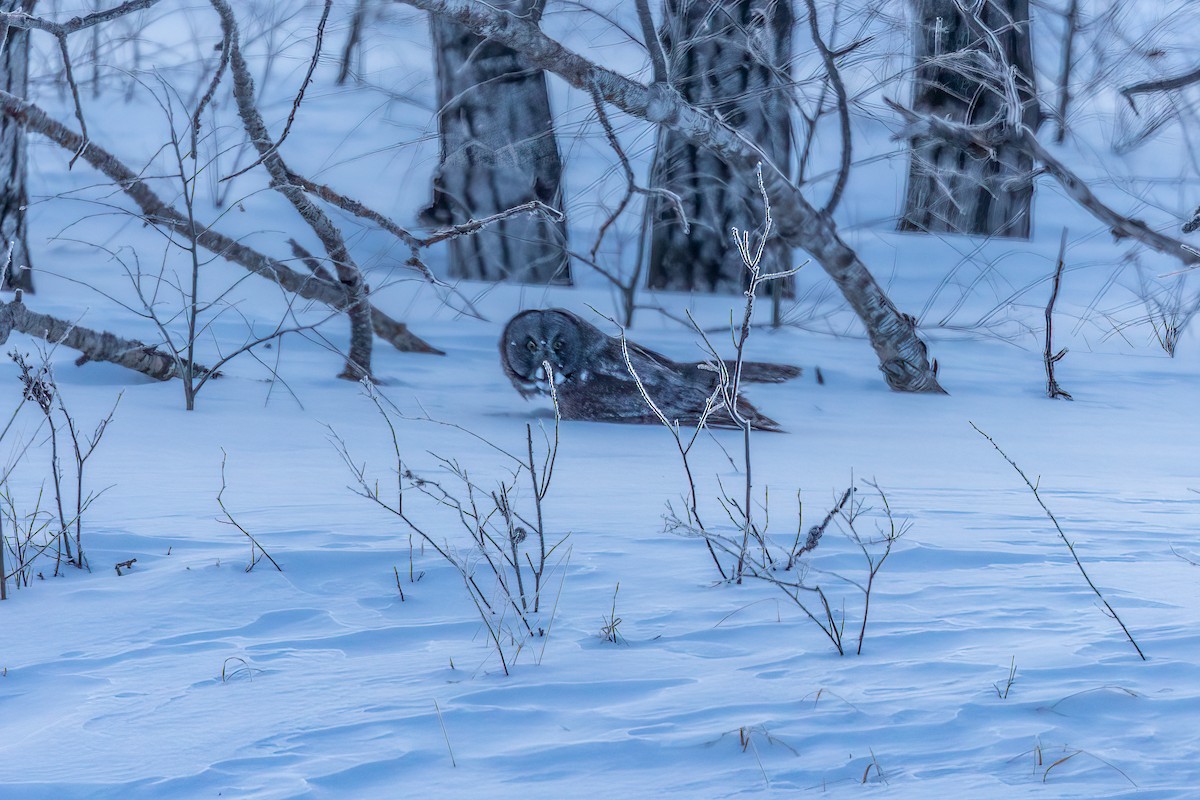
[288,170,556,319]
[338,0,370,84]
[634,0,667,84]
[1054,0,1078,142]
[0,0,165,171]
[221,0,332,183]
[0,88,443,354]
[420,200,563,247]
[190,10,232,157]
[55,32,88,168]
[1121,65,1200,108]
[211,0,374,380]
[588,84,687,260]
[0,0,159,36]
[1045,228,1071,400]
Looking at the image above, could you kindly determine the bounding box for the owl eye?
[552,340,563,352]
[525,337,538,353]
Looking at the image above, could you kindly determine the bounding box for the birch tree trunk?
[423,0,570,284]
[899,0,1039,238]
[0,0,35,292]
[648,0,793,293]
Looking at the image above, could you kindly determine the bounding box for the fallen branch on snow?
[0,294,212,381]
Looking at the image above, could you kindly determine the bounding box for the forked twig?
[217,450,282,573]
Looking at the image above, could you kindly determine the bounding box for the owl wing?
[561,338,782,432]
[563,371,782,432]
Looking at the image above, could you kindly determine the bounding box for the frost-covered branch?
[0,0,159,36]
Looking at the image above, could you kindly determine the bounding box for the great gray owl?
[500,309,799,431]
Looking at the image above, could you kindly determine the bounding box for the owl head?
[500,309,587,396]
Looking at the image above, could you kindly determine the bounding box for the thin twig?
[634,0,667,84]
[802,0,852,214]
[970,423,1144,660]
[217,450,283,572]
[1044,228,1072,400]
[221,0,332,182]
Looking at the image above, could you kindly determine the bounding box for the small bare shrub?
[333,380,569,675]
[10,349,118,576]
[627,168,907,655]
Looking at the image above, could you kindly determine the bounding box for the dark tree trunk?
[0,0,35,292]
[423,0,570,284]
[899,0,1039,238]
[648,0,793,294]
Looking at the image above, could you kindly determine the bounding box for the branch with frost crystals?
[886,97,1200,270]
[0,295,211,381]
[0,0,159,35]
[395,0,942,393]
[0,88,442,355]
[1184,208,1200,235]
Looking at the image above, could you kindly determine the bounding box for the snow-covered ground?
[2,1,1200,798]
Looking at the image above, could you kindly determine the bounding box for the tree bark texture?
[888,97,1200,270]
[398,0,944,393]
[0,297,210,381]
[899,0,1039,238]
[0,0,35,292]
[423,0,570,284]
[649,0,793,293]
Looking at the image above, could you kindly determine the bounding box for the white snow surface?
[2,1,1200,798]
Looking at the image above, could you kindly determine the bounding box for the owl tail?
[731,361,802,384]
[709,397,784,433]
